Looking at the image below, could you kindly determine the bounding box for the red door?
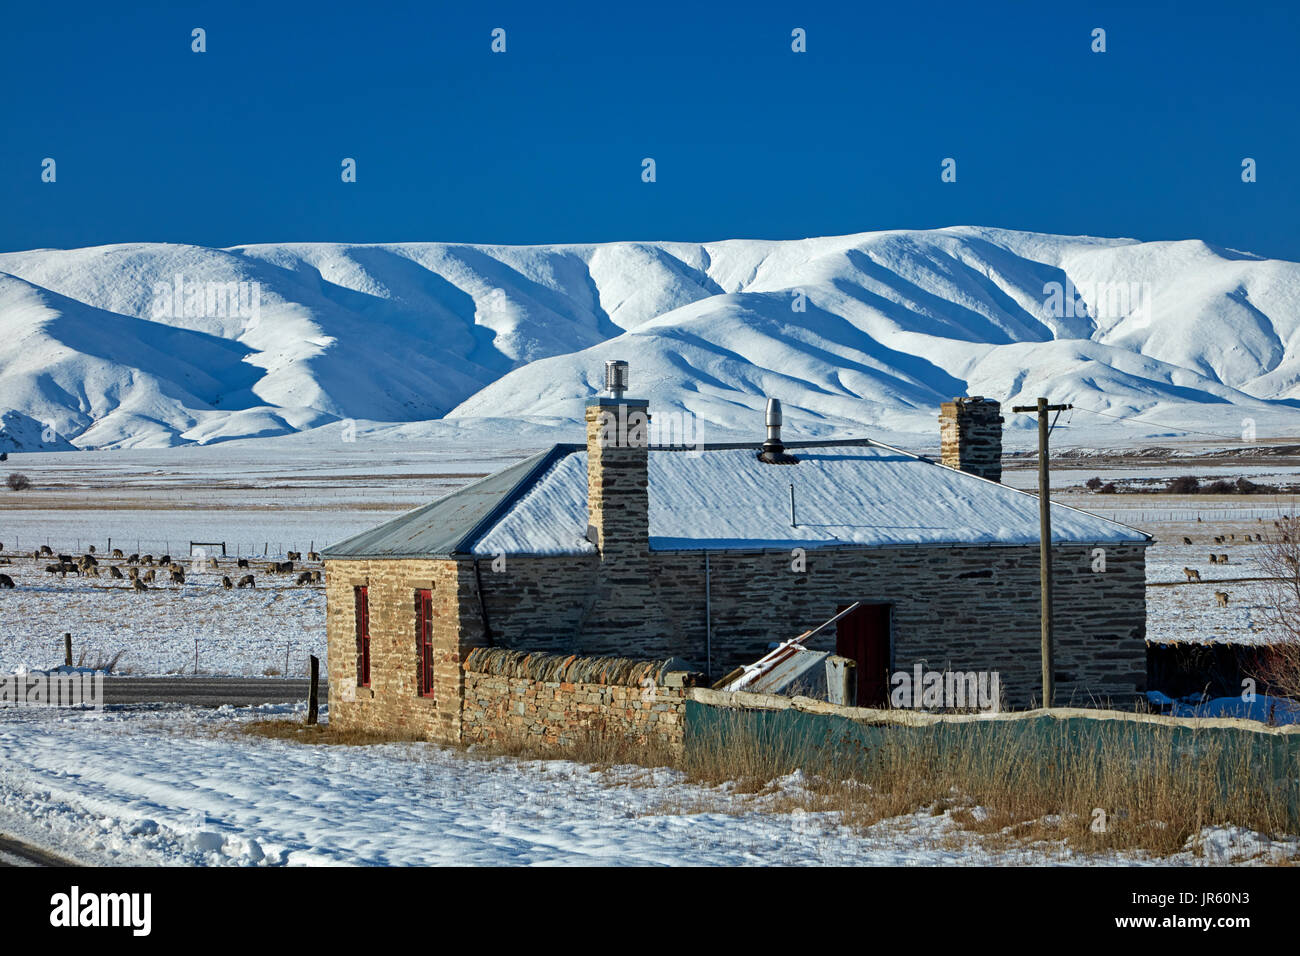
[836,603,891,706]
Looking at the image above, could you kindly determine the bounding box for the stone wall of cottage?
[326,541,1147,738]
[459,649,691,752]
[325,557,488,744]
[469,542,1148,709]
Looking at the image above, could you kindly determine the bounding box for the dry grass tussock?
[239,719,425,746]
[674,708,1300,859]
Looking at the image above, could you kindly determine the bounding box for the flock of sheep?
[1174,518,1291,610]
[0,543,324,593]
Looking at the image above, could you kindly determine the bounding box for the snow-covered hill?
[1,226,1298,450]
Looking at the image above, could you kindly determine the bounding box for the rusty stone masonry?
[459,648,693,752]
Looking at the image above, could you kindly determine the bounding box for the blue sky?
[2,0,1297,258]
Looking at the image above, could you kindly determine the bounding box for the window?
[354,585,370,687]
[415,589,435,699]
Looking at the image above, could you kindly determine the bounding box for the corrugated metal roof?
[325,436,1153,561]
[471,440,1152,555]
[321,445,579,559]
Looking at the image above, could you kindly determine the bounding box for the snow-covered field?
[2,449,1298,676]
[0,554,324,676]
[0,703,1291,866]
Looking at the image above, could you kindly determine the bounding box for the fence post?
[64,633,72,668]
[307,655,319,725]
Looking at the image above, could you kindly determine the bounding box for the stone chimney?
[939,396,1003,482]
[580,364,671,655]
[585,368,650,564]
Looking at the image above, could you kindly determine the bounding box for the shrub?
[1085,477,1103,490]
[1099,482,1118,494]
[5,472,31,491]
[1166,476,1200,494]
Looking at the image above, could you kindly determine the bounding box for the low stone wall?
[460,648,695,752]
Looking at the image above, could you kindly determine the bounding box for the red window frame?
[354,585,371,687]
[415,589,435,699]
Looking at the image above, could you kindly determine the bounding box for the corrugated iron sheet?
[321,445,579,559]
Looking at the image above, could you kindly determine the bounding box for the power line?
[1066,404,1268,443]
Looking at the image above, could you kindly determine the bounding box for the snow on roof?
[468,441,1151,556]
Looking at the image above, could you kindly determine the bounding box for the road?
[100,676,324,708]
[0,834,76,867]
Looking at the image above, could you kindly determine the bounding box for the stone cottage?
[323,372,1151,743]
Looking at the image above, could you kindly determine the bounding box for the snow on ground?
[0,704,1292,867]
[0,554,324,676]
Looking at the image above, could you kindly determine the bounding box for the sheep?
[307,551,320,562]
[236,574,255,589]
[170,568,185,585]
[311,570,322,583]
[1182,536,1193,546]
[142,569,156,584]
[1218,554,1228,564]
[109,566,124,580]
[286,551,301,561]
[39,545,52,555]
[1209,554,1219,565]
[0,574,13,589]
[87,545,95,554]
[237,558,249,569]
[222,575,233,590]
[127,566,138,580]
[81,553,97,566]
[1215,591,1230,608]
[84,565,99,578]
[111,548,124,558]
[57,553,73,564]
[127,553,139,565]
[1183,567,1202,583]
[141,555,154,566]
[132,578,148,592]
[295,571,313,586]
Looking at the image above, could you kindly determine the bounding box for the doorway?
[835,603,892,707]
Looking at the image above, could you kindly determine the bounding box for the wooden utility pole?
[307,655,320,726]
[1011,397,1072,708]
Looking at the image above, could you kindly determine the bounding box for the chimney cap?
[604,360,629,398]
[758,396,798,464]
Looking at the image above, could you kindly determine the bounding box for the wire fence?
[0,536,330,559]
